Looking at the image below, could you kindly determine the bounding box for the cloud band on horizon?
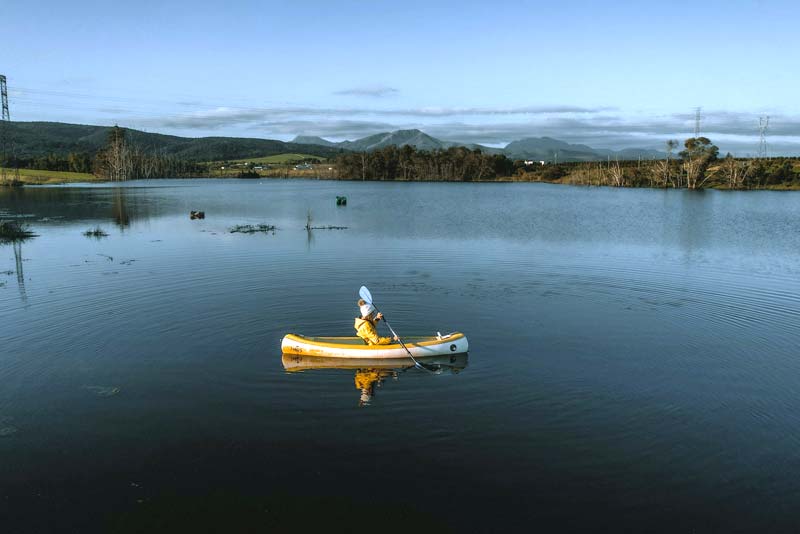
[125,105,799,155]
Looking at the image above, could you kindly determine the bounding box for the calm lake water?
[2,179,800,533]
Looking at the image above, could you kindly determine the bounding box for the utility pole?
[0,75,9,121]
[757,116,769,159]
[0,74,20,185]
[693,107,702,138]
[1,75,8,182]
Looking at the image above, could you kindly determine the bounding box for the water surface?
[2,179,800,532]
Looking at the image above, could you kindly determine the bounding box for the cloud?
[403,105,614,117]
[98,107,128,114]
[247,119,399,139]
[125,105,800,155]
[425,113,800,155]
[333,85,399,97]
[148,108,270,130]
[134,104,616,131]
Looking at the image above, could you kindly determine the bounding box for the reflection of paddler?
[355,369,395,407]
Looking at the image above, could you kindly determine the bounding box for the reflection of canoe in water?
[282,352,468,407]
[282,352,469,372]
[280,332,468,359]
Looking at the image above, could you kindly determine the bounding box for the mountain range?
[293,129,665,161]
[3,121,664,163]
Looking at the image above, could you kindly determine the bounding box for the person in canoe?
[354,299,398,345]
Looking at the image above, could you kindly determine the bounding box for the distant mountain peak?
[290,129,664,161]
[336,128,446,152]
[291,135,336,147]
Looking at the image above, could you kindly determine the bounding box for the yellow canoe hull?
[280,332,469,359]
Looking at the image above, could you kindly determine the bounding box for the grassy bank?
[224,153,327,165]
[2,167,101,185]
[206,153,332,178]
[210,164,336,179]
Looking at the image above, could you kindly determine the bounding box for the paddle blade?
[359,286,373,304]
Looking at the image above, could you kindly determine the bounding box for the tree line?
[4,153,94,174]
[335,138,798,190]
[335,145,515,181]
[520,138,797,190]
[94,126,206,180]
[1,126,206,179]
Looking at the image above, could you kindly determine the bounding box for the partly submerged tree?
[95,125,130,181]
[680,137,719,189]
[721,153,753,190]
[665,139,680,187]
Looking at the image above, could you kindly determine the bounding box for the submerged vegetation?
[303,209,347,231]
[0,221,36,241]
[230,224,276,234]
[83,227,109,238]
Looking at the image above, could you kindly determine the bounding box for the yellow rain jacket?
[354,317,392,345]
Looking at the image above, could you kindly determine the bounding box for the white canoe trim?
[281,332,469,359]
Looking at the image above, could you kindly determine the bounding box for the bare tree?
[721,154,751,189]
[664,140,679,187]
[608,157,625,187]
[680,137,719,190]
[650,159,669,187]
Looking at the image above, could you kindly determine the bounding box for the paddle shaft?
[372,307,421,365]
[359,286,433,371]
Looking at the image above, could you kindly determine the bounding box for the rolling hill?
[4,122,345,161]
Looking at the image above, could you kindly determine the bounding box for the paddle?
[359,286,434,372]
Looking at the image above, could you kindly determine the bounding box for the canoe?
[281,332,468,359]
[282,352,469,371]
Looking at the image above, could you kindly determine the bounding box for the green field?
[1,168,100,185]
[219,153,326,165]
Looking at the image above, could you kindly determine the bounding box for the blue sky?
[3,0,799,154]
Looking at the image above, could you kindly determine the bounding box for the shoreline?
[5,166,800,191]
[6,174,800,191]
